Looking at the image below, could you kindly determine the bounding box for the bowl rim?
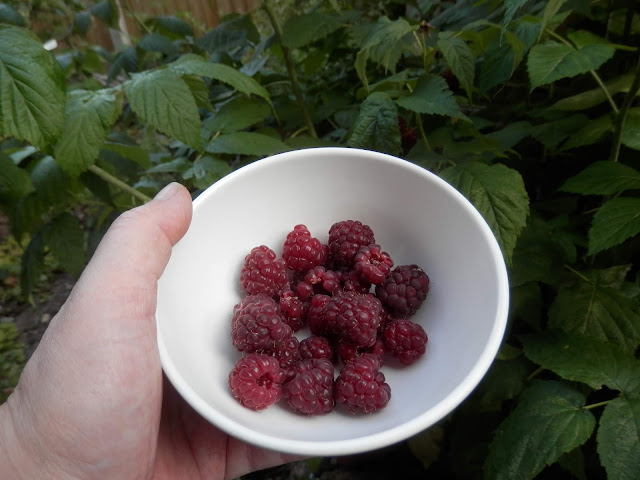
[157,147,509,456]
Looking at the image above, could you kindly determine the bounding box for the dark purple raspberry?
[375,264,430,316]
[328,220,375,268]
[325,292,382,347]
[273,335,300,370]
[335,354,390,414]
[383,319,427,365]
[282,224,329,271]
[283,358,335,415]
[240,245,288,296]
[354,244,394,285]
[299,335,334,361]
[307,294,333,337]
[295,266,340,299]
[228,353,285,410]
[399,117,418,154]
[337,337,385,365]
[278,290,306,331]
[231,294,292,353]
[336,268,372,294]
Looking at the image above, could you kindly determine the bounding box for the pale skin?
[0,183,299,479]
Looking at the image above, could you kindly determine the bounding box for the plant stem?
[563,264,592,283]
[263,0,318,138]
[416,114,432,151]
[88,165,152,203]
[584,399,612,410]
[526,366,544,381]
[609,54,640,162]
[545,29,619,114]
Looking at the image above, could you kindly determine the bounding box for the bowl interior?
[156,147,508,456]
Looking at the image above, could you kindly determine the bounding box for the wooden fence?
[87,0,261,49]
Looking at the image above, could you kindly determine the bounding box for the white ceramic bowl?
[156,147,509,456]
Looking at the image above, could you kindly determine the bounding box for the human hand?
[0,183,299,479]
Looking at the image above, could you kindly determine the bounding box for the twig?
[584,399,612,410]
[609,55,640,162]
[88,165,152,203]
[263,0,317,138]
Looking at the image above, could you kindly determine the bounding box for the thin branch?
[609,55,640,162]
[584,399,612,410]
[88,165,152,203]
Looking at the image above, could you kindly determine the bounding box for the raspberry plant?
[1,0,640,478]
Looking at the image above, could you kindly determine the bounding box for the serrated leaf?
[54,89,123,176]
[90,0,117,28]
[281,12,347,49]
[557,448,587,480]
[0,3,26,26]
[549,268,640,352]
[503,0,530,27]
[347,91,401,156]
[550,73,637,111]
[528,41,615,90]
[0,26,66,149]
[170,54,270,105]
[107,46,137,82]
[42,212,85,276]
[440,162,529,264]
[138,33,179,56]
[206,131,291,156]
[182,74,213,110]
[522,331,640,393]
[475,357,531,411]
[589,198,640,255]
[568,30,633,50]
[203,97,270,135]
[397,75,469,121]
[146,157,190,174]
[560,113,613,150]
[485,381,596,480]
[621,108,640,151]
[597,398,640,480]
[437,31,474,99]
[182,155,231,189]
[148,16,194,39]
[560,161,640,195]
[74,11,92,36]
[102,142,150,169]
[408,424,444,470]
[20,233,44,297]
[195,14,259,54]
[531,114,589,149]
[0,152,32,201]
[124,68,201,150]
[487,121,532,149]
[539,0,569,40]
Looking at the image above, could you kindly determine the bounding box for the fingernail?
[154,182,179,201]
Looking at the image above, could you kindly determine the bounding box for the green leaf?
[203,97,270,134]
[522,331,640,393]
[281,12,347,49]
[549,267,640,352]
[195,14,259,55]
[474,357,531,411]
[206,131,291,156]
[621,108,640,151]
[0,26,66,149]
[0,152,32,201]
[531,114,589,149]
[42,213,85,276]
[0,3,26,26]
[107,46,137,83]
[528,41,615,90]
[138,33,179,56]
[487,121,533,149]
[20,233,44,297]
[147,16,194,39]
[102,142,150,169]
[549,73,638,111]
[589,198,640,255]
[396,75,469,121]
[597,398,640,480]
[568,30,633,50]
[502,0,529,27]
[124,68,201,150]
[560,161,640,195]
[90,0,117,28]
[560,113,613,150]
[181,74,213,110]
[539,0,569,40]
[74,11,92,36]
[347,91,401,156]
[437,31,475,99]
[54,89,123,176]
[485,381,596,480]
[170,54,270,105]
[182,155,230,189]
[440,162,529,264]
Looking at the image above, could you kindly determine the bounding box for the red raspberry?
[337,337,385,365]
[278,290,306,331]
[283,358,335,415]
[336,268,372,294]
[240,246,287,296]
[383,319,428,365]
[375,264,430,316]
[228,353,285,410]
[282,224,329,271]
[299,335,334,361]
[328,220,375,267]
[354,244,394,285]
[398,117,418,154]
[326,292,382,347]
[231,294,292,353]
[273,335,300,370]
[307,294,333,337]
[295,266,340,299]
[335,354,390,414]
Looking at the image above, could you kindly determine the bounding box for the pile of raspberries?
[228,220,430,415]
